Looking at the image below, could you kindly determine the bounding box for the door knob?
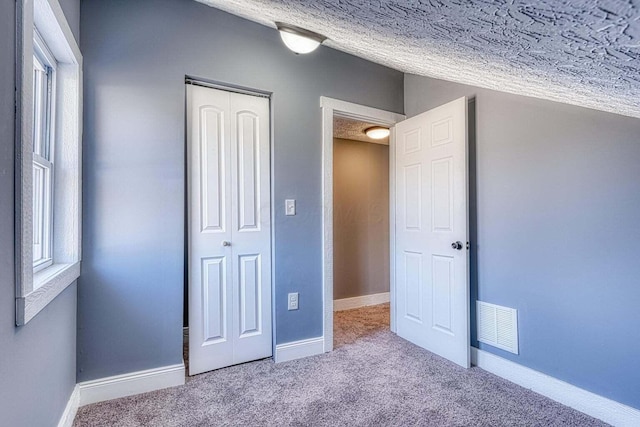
[451,241,463,250]
[222,241,231,247]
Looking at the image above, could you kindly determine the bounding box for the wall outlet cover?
[288,292,299,310]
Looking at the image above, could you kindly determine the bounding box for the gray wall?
[333,138,390,300]
[0,1,80,426]
[59,0,80,42]
[79,0,403,381]
[405,74,640,409]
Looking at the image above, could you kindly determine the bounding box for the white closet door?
[394,97,470,368]
[229,92,272,364]
[187,84,271,375]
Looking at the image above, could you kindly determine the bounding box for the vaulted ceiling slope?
[198,0,640,118]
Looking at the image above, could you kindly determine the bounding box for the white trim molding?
[78,363,185,406]
[388,126,397,334]
[472,348,640,427]
[275,337,324,363]
[57,385,79,427]
[334,292,390,312]
[320,96,405,353]
[18,263,80,323]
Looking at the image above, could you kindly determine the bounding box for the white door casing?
[319,97,406,353]
[394,97,470,368]
[187,84,272,375]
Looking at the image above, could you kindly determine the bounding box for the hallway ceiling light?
[276,22,326,54]
[365,126,390,140]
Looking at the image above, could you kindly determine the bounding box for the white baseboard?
[334,292,390,311]
[78,362,185,406]
[57,385,80,427]
[275,337,324,363]
[471,348,640,427]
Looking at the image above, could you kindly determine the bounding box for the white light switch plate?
[285,199,296,216]
[288,292,299,310]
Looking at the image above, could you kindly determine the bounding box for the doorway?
[186,81,273,375]
[321,97,470,368]
[332,116,392,347]
[320,97,405,352]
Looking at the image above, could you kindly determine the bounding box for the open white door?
[394,97,469,368]
[187,84,272,375]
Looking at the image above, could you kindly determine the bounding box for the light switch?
[285,199,296,216]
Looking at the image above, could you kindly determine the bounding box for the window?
[32,31,56,273]
[16,0,82,325]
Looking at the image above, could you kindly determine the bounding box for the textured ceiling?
[334,116,389,144]
[198,0,640,118]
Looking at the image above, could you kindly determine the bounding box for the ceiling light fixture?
[276,22,327,54]
[365,126,390,140]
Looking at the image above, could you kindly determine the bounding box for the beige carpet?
[74,303,606,426]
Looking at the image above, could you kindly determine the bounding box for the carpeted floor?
[74,304,607,426]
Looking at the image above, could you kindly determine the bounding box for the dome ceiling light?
[276,22,327,54]
[365,126,390,140]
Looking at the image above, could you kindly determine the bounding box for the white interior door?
[394,97,469,368]
[187,84,272,375]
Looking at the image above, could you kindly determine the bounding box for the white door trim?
[320,97,405,352]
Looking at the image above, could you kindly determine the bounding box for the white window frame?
[32,29,56,273]
[16,0,82,325]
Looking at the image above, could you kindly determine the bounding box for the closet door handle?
[222,241,231,247]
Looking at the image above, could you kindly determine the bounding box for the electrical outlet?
[285,199,296,216]
[288,292,299,310]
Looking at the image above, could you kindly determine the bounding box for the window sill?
[17,262,80,325]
